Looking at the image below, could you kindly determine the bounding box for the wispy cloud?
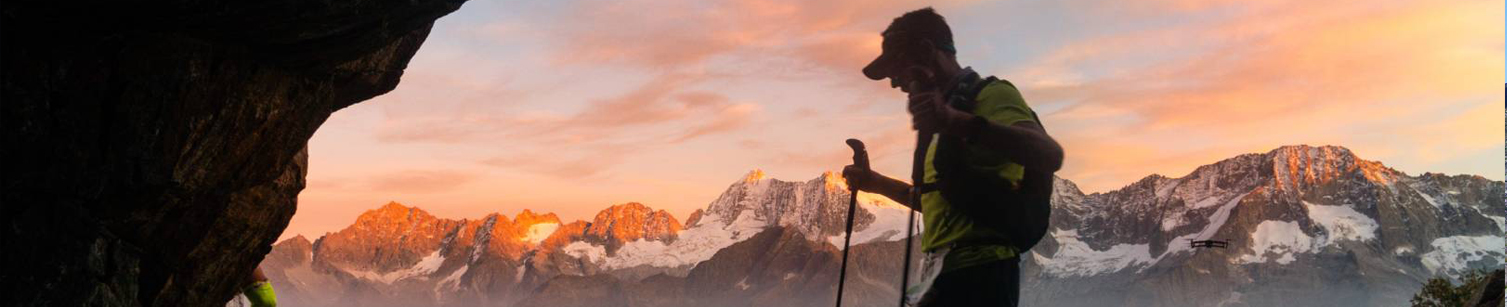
[376,72,760,144]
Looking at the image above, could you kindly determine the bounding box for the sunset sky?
[281,0,1504,240]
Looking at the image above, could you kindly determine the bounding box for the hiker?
[243,267,278,307]
[842,7,1064,307]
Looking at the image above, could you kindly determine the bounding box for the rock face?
[685,209,706,228]
[317,202,467,273]
[258,171,910,306]
[704,169,880,241]
[1023,145,1506,307]
[258,201,691,307]
[585,202,683,252]
[1465,269,1504,307]
[0,0,467,305]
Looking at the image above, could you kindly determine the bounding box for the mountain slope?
[261,145,1504,307]
[1023,145,1505,307]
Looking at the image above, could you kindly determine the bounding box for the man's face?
[863,35,931,94]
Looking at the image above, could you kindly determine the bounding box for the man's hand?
[842,164,874,192]
[907,81,973,134]
[842,166,920,211]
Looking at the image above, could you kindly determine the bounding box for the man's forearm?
[965,119,1064,172]
[868,173,919,211]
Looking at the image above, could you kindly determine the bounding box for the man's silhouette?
[843,7,1064,307]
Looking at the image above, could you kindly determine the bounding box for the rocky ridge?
[262,145,1504,306]
[263,171,907,306]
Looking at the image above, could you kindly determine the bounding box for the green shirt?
[244,281,278,307]
[920,79,1037,273]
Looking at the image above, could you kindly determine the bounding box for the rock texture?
[704,170,878,241]
[257,201,691,307]
[257,171,908,306]
[0,0,466,305]
[1465,269,1504,307]
[1023,145,1505,307]
[685,209,706,228]
[585,202,683,253]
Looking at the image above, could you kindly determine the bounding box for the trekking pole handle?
[846,138,869,172]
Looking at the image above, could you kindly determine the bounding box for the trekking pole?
[835,139,868,307]
[899,206,915,307]
[900,132,932,307]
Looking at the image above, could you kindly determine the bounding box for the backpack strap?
[946,75,996,112]
[915,73,995,195]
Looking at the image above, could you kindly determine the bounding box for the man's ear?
[916,39,937,58]
[915,39,946,67]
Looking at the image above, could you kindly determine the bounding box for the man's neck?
[933,64,962,87]
[939,66,976,93]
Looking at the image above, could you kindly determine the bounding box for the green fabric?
[244,281,278,307]
[920,80,1036,273]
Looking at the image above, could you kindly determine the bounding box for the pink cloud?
[375,72,759,145]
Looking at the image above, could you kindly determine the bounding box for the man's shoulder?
[975,79,1024,105]
[971,78,1033,124]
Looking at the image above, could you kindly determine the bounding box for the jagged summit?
[1268,144,1352,154]
[376,200,412,213]
[1266,145,1375,190]
[744,169,767,182]
[737,168,852,192]
[821,170,848,192]
[585,202,683,252]
[355,201,438,226]
[1106,145,1403,197]
[515,209,562,225]
[276,235,313,250]
[700,169,908,246]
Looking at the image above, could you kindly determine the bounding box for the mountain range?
[254,145,1505,307]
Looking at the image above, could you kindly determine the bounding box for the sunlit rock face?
[0,0,466,305]
[585,202,684,253]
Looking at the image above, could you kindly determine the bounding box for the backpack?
[920,73,1054,253]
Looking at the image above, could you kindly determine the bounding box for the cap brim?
[862,53,890,81]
